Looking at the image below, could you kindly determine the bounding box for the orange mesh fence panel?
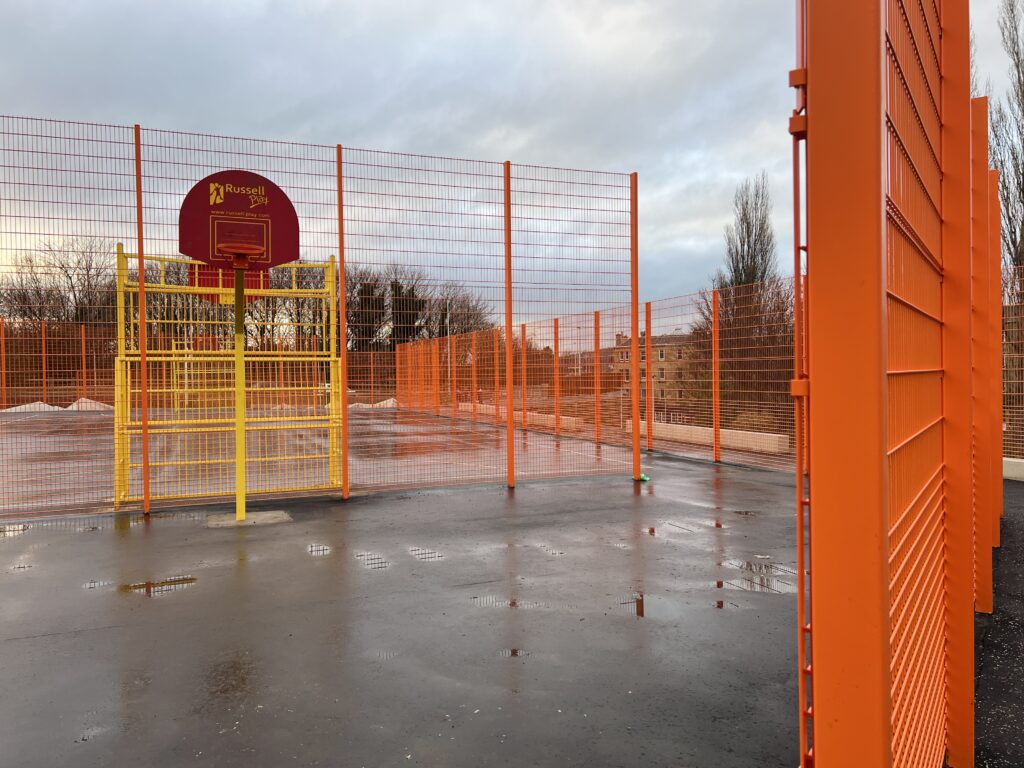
[0,118,134,516]
[1004,266,1024,460]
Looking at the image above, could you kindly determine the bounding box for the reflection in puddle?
[472,595,547,609]
[618,591,645,618]
[355,552,390,570]
[716,576,797,595]
[371,649,401,662]
[119,575,196,596]
[409,547,444,562]
[83,579,114,590]
[307,543,331,557]
[723,559,797,577]
[0,524,29,538]
[10,561,33,572]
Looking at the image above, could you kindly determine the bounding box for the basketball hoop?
[216,242,266,270]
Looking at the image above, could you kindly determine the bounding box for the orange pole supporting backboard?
[712,289,721,462]
[520,323,527,428]
[553,318,561,437]
[972,96,993,615]
[990,169,1004,546]
[629,171,641,480]
[645,302,653,450]
[335,144,351,500]
[133,125,151,513]
[471,331,478,420]
[594,310,601,445]
[503,161,516,487]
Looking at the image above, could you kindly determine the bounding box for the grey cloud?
[4,1,994,299]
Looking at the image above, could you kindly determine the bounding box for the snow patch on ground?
[349,398,397,410]
[66,398,114,412]
[2,401,64,412]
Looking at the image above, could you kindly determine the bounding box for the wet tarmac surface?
[976,481,1024,767]
[0,453,798,767]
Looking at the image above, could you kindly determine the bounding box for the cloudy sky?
[0,0,1012,298]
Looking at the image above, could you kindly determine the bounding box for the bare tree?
[714,172,779,290]
[0,236,116,323]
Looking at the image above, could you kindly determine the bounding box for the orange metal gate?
[796,1,1001,766]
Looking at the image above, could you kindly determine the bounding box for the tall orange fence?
[797,2,1001,767]
[0,116,644,515]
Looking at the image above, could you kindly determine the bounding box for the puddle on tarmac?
[731,510,758,517]
[307,543,332,557]
[499,648,530,658]
[82,579,114,590]
[1,524,29,538]
[409,547,444,562]
[9,561,33,571]
[369,649,401,662]
[355,552,390,570]
[119,575,196,596]
[205,653,255,703]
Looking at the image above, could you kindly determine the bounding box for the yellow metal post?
[328,256,341,488]
[234,268,247,522]
[114,244,128,508]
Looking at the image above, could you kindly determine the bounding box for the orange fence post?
[493,328,501,426]
[630,171,641,480]
[450,336,457,419]
[990,169,1004,547]
[972,96,993,614]
[503,160,516,487]
[41,319,47,405]
[430,339,438,414]
[712,289,721,462]
[943,4,975,762]
[520,323,527,428]
[0,316,6,410]
[335,144,350,500]
[80,324,87,401]
[593,310,601,445]
[370,350,375,404]
[553,318,561,436]
[645,302,653,450]
[471,331,478,420]
[804,3,889,763]
[133,124,151,513]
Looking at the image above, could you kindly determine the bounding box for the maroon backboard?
[179,170,299,270]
